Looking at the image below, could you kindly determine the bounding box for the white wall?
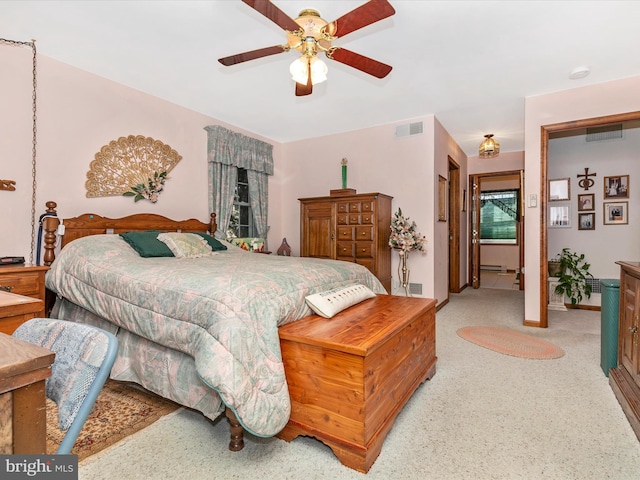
[281,117,467,305]
[524,75,640,325]
[0,47,284,262]
[2,47,468,307]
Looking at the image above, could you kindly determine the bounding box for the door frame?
[469,170,524,290]
[539,110,640,328]
[449,157,461,293]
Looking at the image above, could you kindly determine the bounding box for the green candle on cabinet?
[341,158,348,189]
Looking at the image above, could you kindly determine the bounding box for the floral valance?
[205,125,274,175]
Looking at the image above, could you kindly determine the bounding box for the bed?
[41,201,387,450]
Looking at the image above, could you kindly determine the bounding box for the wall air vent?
[395,121,424,138]
[409,282,422,295]
[586,124,623,142]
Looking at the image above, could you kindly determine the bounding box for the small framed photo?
[578,193,594,211]
[549,178,570,201]
[604,175,629,199]
[578,212,595,230]
[549,205,571,228]
[603,201,628,225]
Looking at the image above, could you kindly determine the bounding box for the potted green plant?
[553,247,593,305]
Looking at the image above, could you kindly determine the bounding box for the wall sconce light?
[479,134,500,158]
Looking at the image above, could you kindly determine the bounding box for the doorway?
[448,157,461,294]
[469,170,524,290]
[538,111,640,328]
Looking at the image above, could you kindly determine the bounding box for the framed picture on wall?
[604,175,629,199]
[578,212,595,231]
[578,193,594,211]
[603,201,628,225]
[549,204,571,228]
[549,178,570,201]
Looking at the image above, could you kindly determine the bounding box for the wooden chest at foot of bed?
[277,294,437,473]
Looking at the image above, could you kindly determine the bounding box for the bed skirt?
[51,297,225,422]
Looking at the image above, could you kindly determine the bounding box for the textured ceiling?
[3,1,640,156]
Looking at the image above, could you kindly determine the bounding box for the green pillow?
[193,232,227,251]
[119,231,175,257]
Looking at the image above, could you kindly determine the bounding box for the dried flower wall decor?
[85,135,182,202]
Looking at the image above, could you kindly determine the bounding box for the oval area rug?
[457,326,565,359]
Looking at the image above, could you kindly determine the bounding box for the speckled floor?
[79,288,640,479]
[480,270,519,289]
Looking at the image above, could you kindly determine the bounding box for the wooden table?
[0,332,55,454]
[0,290,45,335]
[278,294,437,473]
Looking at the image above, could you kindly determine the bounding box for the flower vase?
[398,250,411,296]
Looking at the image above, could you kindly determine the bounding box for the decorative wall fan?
[218,0,395,96]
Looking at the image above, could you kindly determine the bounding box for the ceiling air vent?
[586,124,623,142]
[395,121,424,138]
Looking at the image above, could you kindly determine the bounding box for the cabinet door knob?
[0,285,13,292]
[630,325,638,334]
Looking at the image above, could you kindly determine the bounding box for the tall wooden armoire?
[299,190,392,292]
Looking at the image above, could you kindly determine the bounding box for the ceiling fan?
[218,0,396,96]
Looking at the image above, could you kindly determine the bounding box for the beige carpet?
[78,288,640,479]
[457,326,565,359]
[47,379,178,460]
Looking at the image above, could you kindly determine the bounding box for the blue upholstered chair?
[13,318,118,454]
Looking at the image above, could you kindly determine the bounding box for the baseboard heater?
[480,265,506,273]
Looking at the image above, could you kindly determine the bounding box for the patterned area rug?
[47,379,179,460]
[457,326,565,359]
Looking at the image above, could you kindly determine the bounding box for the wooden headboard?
[42,201,217,265]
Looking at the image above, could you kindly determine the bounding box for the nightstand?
[0,265,48,319]
[0,291,44,335]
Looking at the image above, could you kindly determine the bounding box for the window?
[480,189,519,244]
[227,168,255,237]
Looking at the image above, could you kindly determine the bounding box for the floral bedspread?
[45,235,386,436]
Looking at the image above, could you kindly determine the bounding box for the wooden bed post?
[43,201,60,266]
[209,212,217,236]
[225,407,245,452]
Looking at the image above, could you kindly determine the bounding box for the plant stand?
[548,277,567,311]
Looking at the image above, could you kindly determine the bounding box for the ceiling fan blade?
[295,67,313,96]
[242,0,301,32]
[324,0,395,38]
[328,48,392,79]
[218,45,286,66]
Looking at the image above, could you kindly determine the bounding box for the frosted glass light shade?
[290,56,328,85]
[479,134,500,158]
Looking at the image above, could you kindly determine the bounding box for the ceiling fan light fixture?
[289,55,328,85]
[479,134,500,158]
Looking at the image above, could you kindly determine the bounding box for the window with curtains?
[228,168,255,237]
[480,189,519,244]
[205,125,274,241]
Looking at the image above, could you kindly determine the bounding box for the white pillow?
[157,232,213,258]
[305,284,376,318]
